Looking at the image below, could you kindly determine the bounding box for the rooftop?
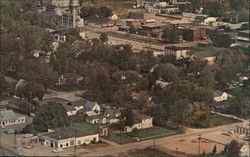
[39,128,96,140]
[0,109,24,121]
[195,50,217,58]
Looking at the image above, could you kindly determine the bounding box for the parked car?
[23,134,33,138]
[52,148,63,153]
[4,129,15,134]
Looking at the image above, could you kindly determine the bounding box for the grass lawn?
[120,148,174,157]
[72,122,99,133]
[208,114,239,127]
[125,127,176,140]
[104,127,177,144]
[104,131,135,144]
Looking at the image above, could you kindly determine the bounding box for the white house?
[213,90,228,102]
[38,128,99,149]
[124,114,153,133]
[82,102,101,116]
[86,108,121,124]
[240,144,250,157]
[0,109,26,128]
[63,100,86,116]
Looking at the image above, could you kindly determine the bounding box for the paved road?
[82,122,243,156]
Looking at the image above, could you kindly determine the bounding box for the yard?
[104,127,177,144]
[125,127,176,140]
[208,114,239,127]
[72,122,100,133]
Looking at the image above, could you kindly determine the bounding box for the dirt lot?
[156,130,245,157]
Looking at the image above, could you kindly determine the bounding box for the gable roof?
[213,90,225,97]
[84,102,98,109]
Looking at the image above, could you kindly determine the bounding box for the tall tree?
[226,140,241,157]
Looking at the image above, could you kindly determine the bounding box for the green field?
[125,127,176,140]
[208,114,239,127]
[72,122,100,133]
[104,131,135,144]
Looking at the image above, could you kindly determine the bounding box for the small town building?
[240,144,250,157]
[128,12,156,23]
[124,114,153,132]
[190,50,217,65]
[38,128,99,149]
[82,102,101,116]
[63,100,86,116]
[142,23,168,36]
[86,108,121,124]
[99,126,109,136]
[181,28,206,41]
[236,30,250,48]
[165,46,190,60]
[0,109,26,128]
[213,90,228,102]
[86,17,122,28]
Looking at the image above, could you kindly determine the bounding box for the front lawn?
[72,122,99,133]
[208,114,239,127]
[125,127,176,140]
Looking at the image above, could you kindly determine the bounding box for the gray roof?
[0,110,22,121]
[39,128,97,140]
[213,90,224,97]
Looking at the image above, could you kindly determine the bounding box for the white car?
[52,148,63,153]
[23,134,33,138]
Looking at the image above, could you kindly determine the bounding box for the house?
[213,90,228,102]
[86,108,121,124]
[42,0,71,8]
[63,100,86,116]
[240,144,250,157]
[82,102,101,116]
[0,109,26,128]
[38,128,99,149]
[124,114,153,133]
[165,46,190,60]
[190,50,217,65]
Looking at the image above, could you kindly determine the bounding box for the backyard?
[72,122,100,133]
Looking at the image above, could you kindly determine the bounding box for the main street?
[82,122,243,156]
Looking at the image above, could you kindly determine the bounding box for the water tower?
[70,0,80,28]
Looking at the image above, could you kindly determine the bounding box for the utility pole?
[198,135,201,156]
[176,147,178,157]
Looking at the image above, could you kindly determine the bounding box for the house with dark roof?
[124,114,153,132]
[213,90,228,102]
[77,102,101,117]
[38,127,99,149]
[86,108,121,124]
[0,109,26,128]
[63,99,87,116]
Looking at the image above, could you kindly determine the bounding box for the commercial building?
[0,109,26,128]
[38,128,99,148]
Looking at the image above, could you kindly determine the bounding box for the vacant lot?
[119,148,174,157]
